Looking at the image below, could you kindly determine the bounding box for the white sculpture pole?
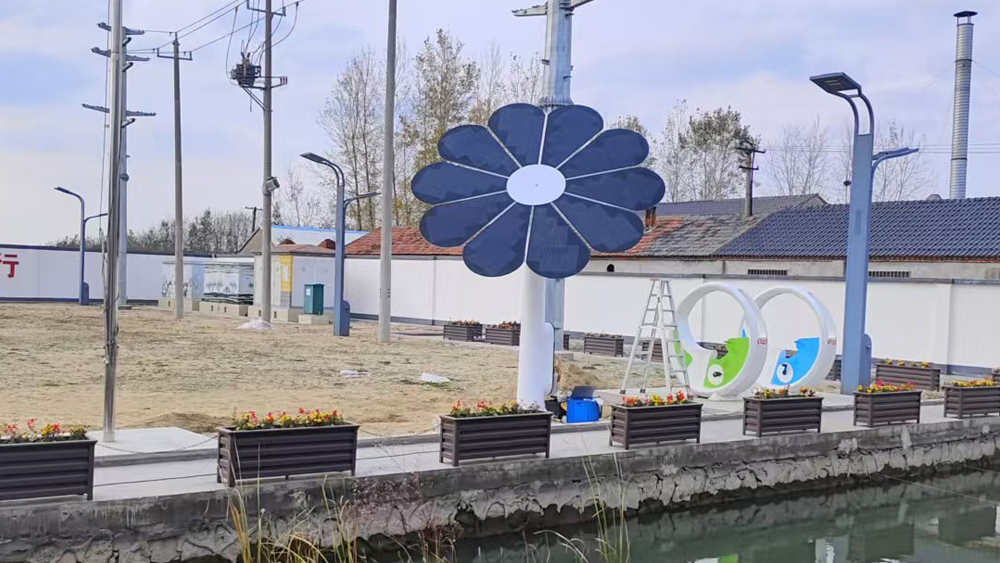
[517,268,555,406]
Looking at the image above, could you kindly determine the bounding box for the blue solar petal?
[559,129,649,178]
[463,204,530,277]
[419,193,514,247]
[439,125,519,176]
[489,104,545,167]
[563,167,665,210]
[540,105,603,167]
[412,162,508,205]
[526,205,590,278]
[553,196,644,252]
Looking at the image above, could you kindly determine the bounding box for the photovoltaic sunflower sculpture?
[412,104,665,279]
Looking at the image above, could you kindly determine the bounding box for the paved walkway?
[89,402,950,502]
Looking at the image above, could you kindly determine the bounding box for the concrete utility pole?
[737,144,765,217]
[514,0,597,352]
[102,0,125,443]
[378,0,398,344]
[157,37,192,320]
[261,0,276,325]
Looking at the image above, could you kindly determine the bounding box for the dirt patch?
[0,304,623,435]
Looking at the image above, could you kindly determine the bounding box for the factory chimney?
[949,10,977,199]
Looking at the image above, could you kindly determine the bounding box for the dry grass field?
[0,303,623,436]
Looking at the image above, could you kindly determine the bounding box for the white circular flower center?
[505,164,566,206]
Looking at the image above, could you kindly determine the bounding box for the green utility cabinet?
[304,284,325,315]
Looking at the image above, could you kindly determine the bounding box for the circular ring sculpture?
[676,283,769,398]
[753,287,838,391]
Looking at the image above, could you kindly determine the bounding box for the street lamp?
[55,187,108,305]
[810,72,917,394]
[300,152,378,337]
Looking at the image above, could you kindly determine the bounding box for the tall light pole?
[54,187,107,306]
[378,0,398,343]
[810,72,916,394]
[103,0,125,443]
[515,0,598,352]
[300,152,378,337]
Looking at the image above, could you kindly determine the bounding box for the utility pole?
[229,3,286,323]
[378,0,398,344]
[89,23,154,308]
[157,37,192,320]
[514,0,597,352]
[102,0,125,443]
[737,144,765,217]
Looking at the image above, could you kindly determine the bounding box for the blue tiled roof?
[718,197,1000,260]
[655,194,825,217]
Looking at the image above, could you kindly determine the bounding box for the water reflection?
[456,468,1000,563]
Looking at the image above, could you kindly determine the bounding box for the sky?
[2,0,999,245]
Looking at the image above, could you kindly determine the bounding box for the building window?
[869,270,910,279]
[747,269,788,277]
[606,264,616,273]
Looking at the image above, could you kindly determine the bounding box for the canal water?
[451,468,1000,563]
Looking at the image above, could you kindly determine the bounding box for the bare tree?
[651,101,692,203]
[319,47,384,231]
[470,43,507,125]
[505,53,543,104]
[835,119,933,202]
[765,118,829,197]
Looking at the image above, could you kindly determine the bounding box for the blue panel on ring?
[419,193,513,247]
[412,162,508,205]
[438,125,519,176]
[489,104,545,167]
[463,204,531,277]
[564,167,665,211]
[541,105,604,168]
[559,129,649,178]
[553,196,645,253]
[526,205,590,279]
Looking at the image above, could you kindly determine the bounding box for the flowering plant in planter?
[752,386,816,400]
[449,319,481,326]
[1,419,88,443]
[488,321,521,329]
[449,400,540,417]
[857,380,916,393]
[232,408,346,431]
[953,378,998,388]
[621,391,691,407]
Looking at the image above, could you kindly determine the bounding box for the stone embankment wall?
[3,417,1000,563]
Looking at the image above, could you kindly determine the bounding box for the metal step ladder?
[619,279,691,395]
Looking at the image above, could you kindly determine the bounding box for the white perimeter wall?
[4,248,998,370]
[344,256,1000,370]
[0,245,165,301]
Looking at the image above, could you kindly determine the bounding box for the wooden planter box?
[443,323,482,342]
[743,397,823,437]
[944,385,1000,418]
[609,403,702,450]
[439,412,552,467]
[217,424,359,487]
[853,391,922,427]
[484,326,520,346]
[0,439,96,501]
[584,334,624,357]
[875,363,941,390]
